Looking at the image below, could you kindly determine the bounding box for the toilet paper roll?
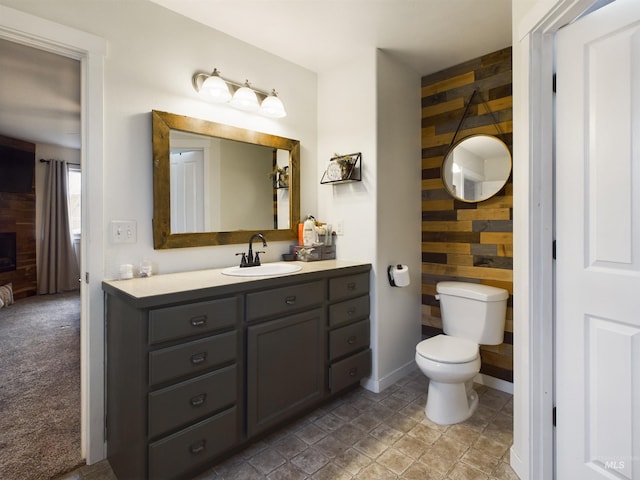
[391,264,410,287]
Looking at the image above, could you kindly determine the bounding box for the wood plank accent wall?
[421,47,513,382]
[0,134,37,299]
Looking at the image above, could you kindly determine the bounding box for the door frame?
[512,1,600,479]
[0,5,107,463]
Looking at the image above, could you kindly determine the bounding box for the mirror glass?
[169,131,290,233]
[442,134,511,202]
[153,110,300,249]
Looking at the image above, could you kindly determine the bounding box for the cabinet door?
[329,349,372,393]
[329,272,369,302]
[148,296,237,344]
[148,406,238,480]
[246,280,324,322]
[148,331,237,386]
[247,308,324,436]
[329,319,370,362]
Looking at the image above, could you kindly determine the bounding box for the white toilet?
[415,281,508,425]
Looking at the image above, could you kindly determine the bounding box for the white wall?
[374,51,422,390]
[0,0,318,278]
[317,51,377,262]
[317,49,421,392]
[318,50,379,380]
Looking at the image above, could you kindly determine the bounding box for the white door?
[556,1,640,478]
[170,150,204,233]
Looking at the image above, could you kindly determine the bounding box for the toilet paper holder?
[387,264,410,287]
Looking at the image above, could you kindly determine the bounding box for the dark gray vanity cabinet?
[327,272,372,392]
[105,293,242,480]
[103,262,371,480]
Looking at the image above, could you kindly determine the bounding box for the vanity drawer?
[329,295,370,327]
[329,272,369,302]
[329,319,370,361]
[329,348,371,393]
[149,331,236,386]
[246,280,324,322]
[148,297,237,345]
[148,365,237,438]
[148,406,238,480]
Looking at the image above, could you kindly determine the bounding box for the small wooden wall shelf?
[321,152,361,184]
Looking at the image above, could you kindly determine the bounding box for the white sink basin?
[221,262,302,277]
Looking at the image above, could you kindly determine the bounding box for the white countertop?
[102,260,369,299]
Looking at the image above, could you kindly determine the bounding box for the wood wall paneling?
[421,47,513,383]
[0,134,37,298]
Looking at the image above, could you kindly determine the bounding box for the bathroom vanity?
[102,260,371,480]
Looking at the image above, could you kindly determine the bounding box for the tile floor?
[56,370,519,480]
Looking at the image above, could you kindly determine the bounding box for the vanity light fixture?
[200,68,232,103]
[259,90,286,118]
[230,80,260,112]
[193,68,287,118]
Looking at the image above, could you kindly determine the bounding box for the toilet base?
[425,379,479,425]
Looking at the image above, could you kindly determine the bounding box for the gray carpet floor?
[0,291,83,480]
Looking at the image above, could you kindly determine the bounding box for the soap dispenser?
[302,215,317,246]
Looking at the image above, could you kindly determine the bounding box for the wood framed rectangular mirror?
[152,110,300,249]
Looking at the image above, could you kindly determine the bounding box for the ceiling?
[0,0,512,150]
[0,38,81,149]
[151,0,512,76]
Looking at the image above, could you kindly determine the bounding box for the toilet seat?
[416,335,478,364]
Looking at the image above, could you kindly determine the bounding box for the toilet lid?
[416,335,479,363]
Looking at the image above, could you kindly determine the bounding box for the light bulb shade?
[260,93,287,118]
[201,74,232,103]
[230,86,259,111]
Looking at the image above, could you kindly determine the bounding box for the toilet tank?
[436,281,508,345]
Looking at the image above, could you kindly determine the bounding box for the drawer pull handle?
[190,315,207,327]
[190,440,206,455]
[347,308,356,316]
[348,367,358,377]
[347,335,357,345]
[347,282,356,291]
[190,352,207,365]
[285,296,296,305]
[190,393,207,407]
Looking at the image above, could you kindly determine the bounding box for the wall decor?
[321,152,361,184]
[152,110,300,248]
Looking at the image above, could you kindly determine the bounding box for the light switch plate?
[111,220,137,244]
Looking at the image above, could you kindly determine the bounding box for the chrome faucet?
[237,233,267,267]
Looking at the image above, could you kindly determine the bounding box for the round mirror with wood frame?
[441,134,511,203]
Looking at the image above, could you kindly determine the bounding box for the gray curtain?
[38,159,80,294]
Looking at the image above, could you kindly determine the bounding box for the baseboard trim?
[361,360,417,393]
[510,445,526,480]
[474,373,513,395]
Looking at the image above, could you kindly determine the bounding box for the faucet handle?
[235,252,248,267]
[254,251,265,266]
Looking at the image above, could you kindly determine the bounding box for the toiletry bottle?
[303,215,317,246]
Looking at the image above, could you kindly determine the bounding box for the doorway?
[0,38,83,478]
[0,4,107,465]
[513,0,638,478]
[554,1,640,477]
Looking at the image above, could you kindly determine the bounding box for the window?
[67,167,81,236]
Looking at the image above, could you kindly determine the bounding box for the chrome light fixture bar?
[193,68,286,118]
